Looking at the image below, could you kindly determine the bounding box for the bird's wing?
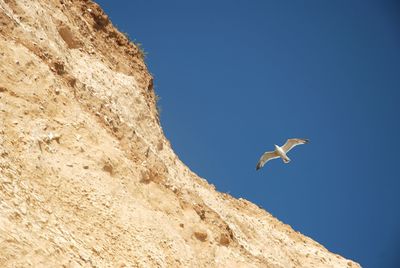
[281,138,309,153]
[256,151,280,170]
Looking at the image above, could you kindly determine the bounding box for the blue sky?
[96,1,400,267]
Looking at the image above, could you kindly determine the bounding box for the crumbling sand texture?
[0,0,361,267]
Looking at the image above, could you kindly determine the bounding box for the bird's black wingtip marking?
[256,163,262,170]
[304,138,310,143]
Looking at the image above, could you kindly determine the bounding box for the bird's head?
[274,144,279,150]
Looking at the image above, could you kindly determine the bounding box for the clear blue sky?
[96,1,400,267]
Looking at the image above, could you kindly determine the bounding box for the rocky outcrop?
[0,0,360,267]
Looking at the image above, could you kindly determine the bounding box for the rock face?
[0,1,360,267]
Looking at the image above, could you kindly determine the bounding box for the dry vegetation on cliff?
[0,0,360,267]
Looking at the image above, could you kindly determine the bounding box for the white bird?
[256,138,309,170]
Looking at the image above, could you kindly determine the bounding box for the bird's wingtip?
[304,138,310,143]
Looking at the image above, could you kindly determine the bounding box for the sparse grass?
[155,94,162,116]
[134,42,147,59]
[121,31,130,40]
[120,30,147,59]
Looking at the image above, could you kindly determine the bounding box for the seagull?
[256,138,309,170]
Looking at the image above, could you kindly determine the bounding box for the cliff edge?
[0,1,360,267]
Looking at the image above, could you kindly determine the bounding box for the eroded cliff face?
[0,1,360,267]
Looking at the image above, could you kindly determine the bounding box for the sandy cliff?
[0,0,360,267]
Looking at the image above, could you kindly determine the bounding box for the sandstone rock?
[219,234,230,246]
[194,230,208,242]
[57,24,82,49]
